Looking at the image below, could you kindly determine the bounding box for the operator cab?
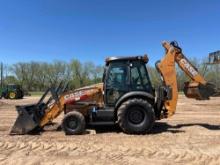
[103,55,154,106]
[7,84,22,90]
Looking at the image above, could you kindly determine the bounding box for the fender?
[115,91,155,110]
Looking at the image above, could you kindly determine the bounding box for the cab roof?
[105,55,149,65]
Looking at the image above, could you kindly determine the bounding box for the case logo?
[180,59,198,77]
[64,91,85,101]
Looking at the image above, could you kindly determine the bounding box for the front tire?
[117,98,155,134]
[62,111,86,135]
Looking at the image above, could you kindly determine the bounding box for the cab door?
[104,62,129,106]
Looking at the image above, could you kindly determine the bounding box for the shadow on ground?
[92,122,220,134]
[151,122,220,134]
[38,122,220,135]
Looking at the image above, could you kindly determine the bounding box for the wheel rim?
[67,116,78,130]
[128,107,145,124]
[9,92,16,99]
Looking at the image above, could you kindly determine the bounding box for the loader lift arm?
[156,41,216,118]
[10,82,68,134]
[10,82,103,135]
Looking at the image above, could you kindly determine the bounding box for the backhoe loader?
[10,41,217,135]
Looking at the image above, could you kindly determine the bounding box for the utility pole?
[0,62,3,89]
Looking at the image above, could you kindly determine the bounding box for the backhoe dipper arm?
[156,41,215,118]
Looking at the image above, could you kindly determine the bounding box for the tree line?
[1,60,103,91]
[1,58,220,91]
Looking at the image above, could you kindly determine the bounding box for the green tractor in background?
[0,84,24,99]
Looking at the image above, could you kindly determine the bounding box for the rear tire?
[62,111,85,135]
[9,92,16,99]
[117,98,155,134]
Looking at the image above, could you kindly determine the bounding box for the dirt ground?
[0,95,220,165]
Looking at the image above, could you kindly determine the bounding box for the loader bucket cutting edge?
[10,105,41,135]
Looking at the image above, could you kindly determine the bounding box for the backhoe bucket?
[10,104,43,135]
[183,82,216,100]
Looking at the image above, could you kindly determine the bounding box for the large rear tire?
[117,98,155,134]
[62,111,85,135]
[9,92,16,99]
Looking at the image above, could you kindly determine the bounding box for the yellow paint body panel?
[40,83,104,127]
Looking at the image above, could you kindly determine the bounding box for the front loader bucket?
[10,104,43,135]
[10,82,68,135]
[183,82,216,100]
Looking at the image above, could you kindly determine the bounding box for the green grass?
[29,91,44,96]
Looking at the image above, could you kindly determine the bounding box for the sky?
[0,0,219,66]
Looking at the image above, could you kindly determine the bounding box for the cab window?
[130,62,152,92]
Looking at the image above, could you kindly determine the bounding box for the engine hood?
[74,83,104,92]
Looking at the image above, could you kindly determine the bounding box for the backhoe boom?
[156,41,215,118]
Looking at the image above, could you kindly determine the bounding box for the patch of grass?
[29,91,44,96]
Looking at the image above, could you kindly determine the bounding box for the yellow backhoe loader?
[10,41,217,135]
